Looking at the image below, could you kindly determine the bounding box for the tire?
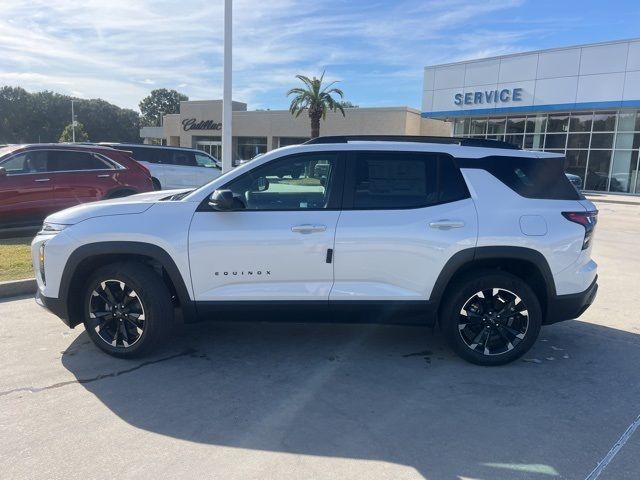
[440,270,542,366]
[152,178,161,190]
[82,262,173,358]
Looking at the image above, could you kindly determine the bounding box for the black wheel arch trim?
[56,241,196,327]
[430,246,558,321]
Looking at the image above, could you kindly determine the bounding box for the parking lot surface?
[1,201,639,480]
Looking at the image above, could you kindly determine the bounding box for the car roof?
[98,143,205,153]
[3,143,128,154]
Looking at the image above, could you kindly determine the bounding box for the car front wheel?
[440,271,542,366]
[82,262,173,358]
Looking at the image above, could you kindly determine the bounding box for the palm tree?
[287,72,346,138]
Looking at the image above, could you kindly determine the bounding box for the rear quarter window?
[462,155,582,200]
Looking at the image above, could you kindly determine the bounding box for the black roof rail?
[303,135,520,150]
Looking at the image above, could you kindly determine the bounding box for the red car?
[0,144,153,229]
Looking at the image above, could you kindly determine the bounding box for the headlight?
[38,222,69,235]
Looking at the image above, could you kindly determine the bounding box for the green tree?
[139,88,188,127]
[0,86,140,144]
[59,122,89,142]
[287,72,346,138]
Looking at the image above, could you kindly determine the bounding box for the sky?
[0,0,639,112]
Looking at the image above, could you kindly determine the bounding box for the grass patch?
[0,237,33,281]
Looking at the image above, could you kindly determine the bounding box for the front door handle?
[34,178,50,182]
[429,220,465,230]
[97,174,110,178]
[291,224,327,234]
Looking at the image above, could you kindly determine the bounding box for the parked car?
[565,173,582,190]
[100,144,222,190]
[0,144,153,229]
[33,135,598,366]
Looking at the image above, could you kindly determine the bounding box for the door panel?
[48,150,118,207]
[189,210,340,300]
[162,150,198,188]
[189,151,343,301]
[331,198,478,300]
[331,150,477,301]
[0,150,56,227]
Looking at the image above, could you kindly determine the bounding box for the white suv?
[32,136,598,365]
[101,144,222,190]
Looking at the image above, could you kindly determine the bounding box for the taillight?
[562,210,598,250]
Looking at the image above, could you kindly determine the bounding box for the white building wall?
[422,38,640,117]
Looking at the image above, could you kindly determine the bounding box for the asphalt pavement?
[1,200,639,480]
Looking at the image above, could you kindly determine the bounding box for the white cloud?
[0,0,548,110]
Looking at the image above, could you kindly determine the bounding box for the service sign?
[454,87,524,106]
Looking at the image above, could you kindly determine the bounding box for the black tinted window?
[129,147,158,163]
[464,155,582,200]
[168,151,197,167]
[352,152,471,209]
[49,151,113,171]
[438,156,470,204]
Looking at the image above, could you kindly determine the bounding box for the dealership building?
[422,38,640,194]
[140,100,450,160]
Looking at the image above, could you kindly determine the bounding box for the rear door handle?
[34,178,50,182]
[291,224,327,234]
[429,220,465,230]
[97,174,110,178]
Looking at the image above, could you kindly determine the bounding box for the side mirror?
[0,167,6,178]
[208,189,241,211]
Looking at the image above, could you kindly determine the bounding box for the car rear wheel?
[152,178,161,190]
[440,271,542,366]
[82,262,173,358]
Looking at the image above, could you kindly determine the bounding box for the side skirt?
[193,300,437,326]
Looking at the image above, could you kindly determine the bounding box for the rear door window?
[345,151,469,209]
[169,150,197,167]
[129,147,159,163]
[49,150,114,171]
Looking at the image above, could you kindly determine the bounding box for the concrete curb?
[0,278,37,299]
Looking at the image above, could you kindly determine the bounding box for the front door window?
[222,153,338,210]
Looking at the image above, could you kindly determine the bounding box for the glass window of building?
[567,133,591,149]
[544,133,567,150]
[236,137,267,160]
[547,114,569,133]
[569,113,593,132]
[278,137,309,147]
[486,118,506,139]
[585,150,613,191]
[469,118,487,136]
[506,117,526,134]
[452,108,640,193]
[592,111,617,131]
[609,150,640,193]
[564,150,588,183]
[590,133,614,149]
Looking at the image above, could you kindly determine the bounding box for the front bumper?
[545,275,598,324]
[35,290,73,327]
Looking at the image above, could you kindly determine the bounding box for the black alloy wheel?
[89,279,146,348]
[458,288,529,356]
[441,271,542,365]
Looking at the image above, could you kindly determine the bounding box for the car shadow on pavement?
[61,318,640,480]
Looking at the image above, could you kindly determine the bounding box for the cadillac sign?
[182,118,222,131]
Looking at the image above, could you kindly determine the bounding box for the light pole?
[222,0,233,173]
[71,100,76,143]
